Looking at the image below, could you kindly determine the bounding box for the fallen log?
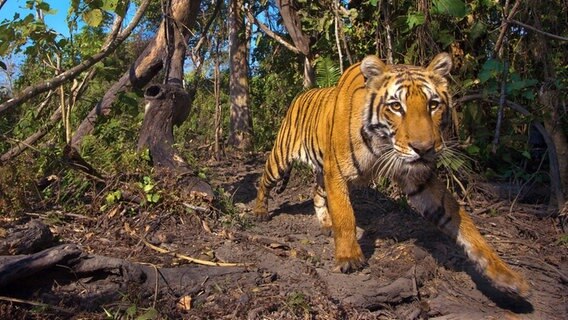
[0,244,82,287]
[0,220,54,255]
[0,243,248,299]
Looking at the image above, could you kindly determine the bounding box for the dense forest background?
[0,0,567,318]
[1,0,567,234]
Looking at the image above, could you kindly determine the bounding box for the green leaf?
[432,0,468,18]
[126,304,137,317]
[255,33,262,48]
[435,30,454,48]
[137,308,158,320]
[117,91,140,108]
[0,61,6,70]
[104,190,122,204]
[101,0,119,12]
[522,150,531,159]
[315,56,341,88]
[478,59,504,83]
[143,184,154,193]
[146,193,160,203]
[507,75,538,93]
[469,21,486,41]
[466,144,480,156]
[83,9,103,27]
[406,12,426,29]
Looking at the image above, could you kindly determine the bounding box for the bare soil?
[0,155,567,319]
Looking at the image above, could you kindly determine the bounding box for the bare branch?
[509,19,568,42]
[0,0,150,115]
[244,8,301,55]
[492,60,509,153]
[0,108,62,163]
[101,1,128,51]
[494,0,521,56]
[191,0,223,68]
[0,68,97,163]
[333,1,343,73]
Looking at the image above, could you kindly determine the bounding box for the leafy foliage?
[0,0,567,222]
[315,56,341,88]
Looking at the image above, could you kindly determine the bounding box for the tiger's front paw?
[333,243,366,273]
[333,255,366,273]
[252,201,271,221]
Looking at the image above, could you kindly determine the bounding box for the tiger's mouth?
[394,145,438,164]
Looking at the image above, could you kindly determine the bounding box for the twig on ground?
[514,255,568,284]
[0,296,74,315]
[126,226,249,267]
[141,238,249,267]
[472,201,506,215]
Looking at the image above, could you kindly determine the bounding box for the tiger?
[252,53,529,297]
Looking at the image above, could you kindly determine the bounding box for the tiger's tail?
[253,147,293,219]
[408,176,530,297]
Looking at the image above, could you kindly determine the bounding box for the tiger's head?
[359,53,453,181]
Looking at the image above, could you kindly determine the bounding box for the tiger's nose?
[409,141,435,158]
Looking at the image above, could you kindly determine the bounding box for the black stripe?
[349,87,366,176]
[438,215,452,229]
[413,76,427,82]
[360,127,374,153]
[424,206,445,225]
[406,170,434,196]
[367,92,377,124]
[406,183,426,197]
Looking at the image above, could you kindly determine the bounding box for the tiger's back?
[269,86,335,174]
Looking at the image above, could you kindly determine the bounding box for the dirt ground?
[0,155,567,319]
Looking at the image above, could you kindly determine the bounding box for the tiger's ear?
[427,53,452,76]
[361,55,386,78]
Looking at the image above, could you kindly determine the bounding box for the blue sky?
[1,1,72,36]
[0,1,72,87]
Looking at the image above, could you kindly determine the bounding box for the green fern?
[315,57,341,88]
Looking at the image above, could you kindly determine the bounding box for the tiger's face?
[359,53,452,179]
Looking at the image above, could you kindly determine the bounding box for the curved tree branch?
[0,0,150,115]
[101,1,128,51]
[193,0,223,56]
[244,8,301,55]
[509,19,568,42]
[494,0,521,56]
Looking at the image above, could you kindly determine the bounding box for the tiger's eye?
[389,102,402,112]
[429,101,440,111]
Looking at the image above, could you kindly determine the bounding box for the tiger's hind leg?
[313,172,332,235]
[406,175,530,297]
[253,151,292,221]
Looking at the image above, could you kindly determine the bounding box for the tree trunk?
[214,38,223,160]
[135,0,213,201]
[228,0,253,151]
[61,0,212,198]
[540,87,568,209]
[137,85,191,171]
[69,0,201,151]
[275,0,315,88]
[528,1,567,212]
